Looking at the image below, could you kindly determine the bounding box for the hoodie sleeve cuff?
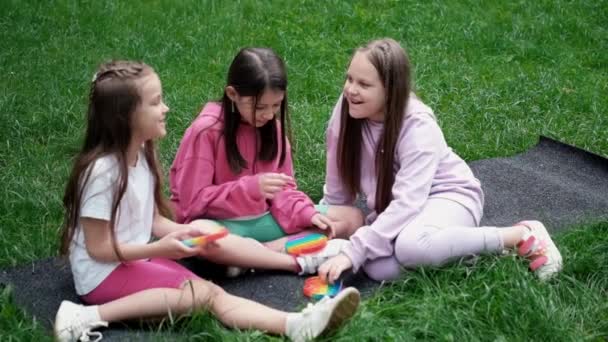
[301,206,318,226]
[280,205,318,235]
[341,241,366,273]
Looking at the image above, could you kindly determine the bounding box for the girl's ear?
[225,86,239,102]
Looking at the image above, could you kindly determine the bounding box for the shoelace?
[301,303,316,315]
[519,234,548,257]
[78,321,108,342]
[80,330,102,342]
[300,296,333,318]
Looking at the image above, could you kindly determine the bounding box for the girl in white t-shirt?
[54,60,359,342]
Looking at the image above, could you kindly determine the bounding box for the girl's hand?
[318,254,353,284]
[153,228,206,259]
[311,213,336,238]
[185,220,226,250]
[258,173,293,199]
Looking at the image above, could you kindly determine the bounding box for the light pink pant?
[363,198,504,281]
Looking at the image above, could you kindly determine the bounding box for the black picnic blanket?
[1,136,607,340]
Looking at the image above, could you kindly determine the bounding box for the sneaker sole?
[325,287,360,332]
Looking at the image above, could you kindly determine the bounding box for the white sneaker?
[296,239,349,275]
[54,300,108,342]
[516,220,563,280]
[286,287,360,342]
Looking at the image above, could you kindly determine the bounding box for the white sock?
[285,312,301,337]
[84,305,102,322]
[295,257,305,275]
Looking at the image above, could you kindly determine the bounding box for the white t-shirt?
[69,150,155,295]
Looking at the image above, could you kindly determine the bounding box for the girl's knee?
[190,219,223,232]
[182,279,225,308]
[394,230,440,267]
[327,206,364,237]
[344,206,364,228]
[263,237,287,253]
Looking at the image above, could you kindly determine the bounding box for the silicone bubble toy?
[182,227,229,247]
[285,232,328,256]
[303,276,342,300]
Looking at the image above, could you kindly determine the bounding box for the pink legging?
[81,258,200,305]
[362,198,504,281]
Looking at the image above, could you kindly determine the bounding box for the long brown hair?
[221,47,291,174]
[60,60,172,259]
[337,38,412,213]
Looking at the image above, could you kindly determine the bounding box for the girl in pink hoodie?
[170,48,362,275]
[318,38,563,283]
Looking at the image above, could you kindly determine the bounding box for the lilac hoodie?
[323,95,484,271]
[170,102,317,233]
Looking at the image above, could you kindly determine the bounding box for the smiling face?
[343,51,386,121]
[227,87,285,127]
[132,72,169,142]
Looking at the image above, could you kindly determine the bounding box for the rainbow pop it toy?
[182,227,229,247]
[303,276,342,300]
[285,232,328,256]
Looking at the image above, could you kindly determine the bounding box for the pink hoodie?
[169,102,317,234]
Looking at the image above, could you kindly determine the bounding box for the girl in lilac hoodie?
[170,48,362,275]
[318,38,563,283]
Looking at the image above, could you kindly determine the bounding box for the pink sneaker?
[516,221,563,280]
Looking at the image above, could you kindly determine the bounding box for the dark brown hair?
[221,47,291,174]
[337,38,412,213]
[60,60,172,260]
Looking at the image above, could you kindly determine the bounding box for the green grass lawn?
[1,0,607,340]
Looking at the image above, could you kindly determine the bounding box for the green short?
[216,204,329,242]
